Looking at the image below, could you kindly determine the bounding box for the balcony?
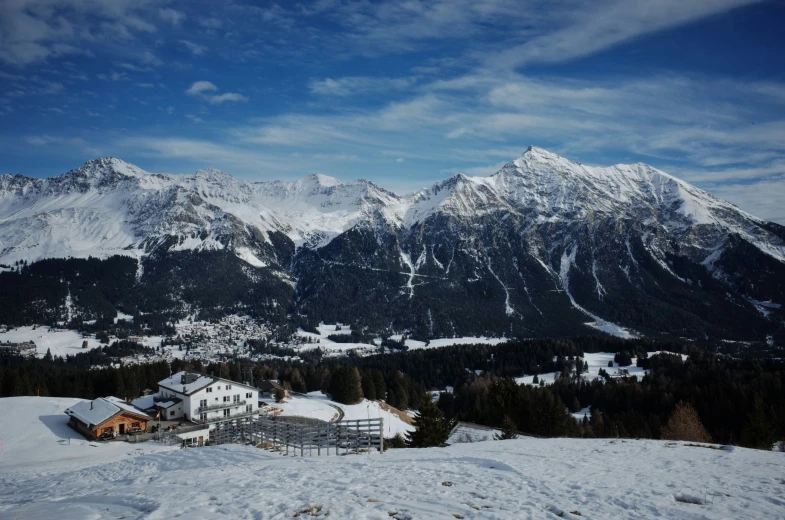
[205,409,260,424]
[197,400,246,413]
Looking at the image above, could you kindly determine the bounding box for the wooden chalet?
[65,396,152,440]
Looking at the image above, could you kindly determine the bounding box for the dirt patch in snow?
[378,401,414,425]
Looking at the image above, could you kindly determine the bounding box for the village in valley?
[0,313,505,367]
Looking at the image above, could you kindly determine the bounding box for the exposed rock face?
[2,149,784,343]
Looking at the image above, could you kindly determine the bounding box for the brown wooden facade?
[69,411,150,440]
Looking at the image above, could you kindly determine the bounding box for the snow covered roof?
[158,371,215,395]
[158,371,256,396]
[131,394,156,411]
[65,397,151,428]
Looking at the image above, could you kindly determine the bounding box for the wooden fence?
[209,415,384,456]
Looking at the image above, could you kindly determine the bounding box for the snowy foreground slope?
[1,399,784,519]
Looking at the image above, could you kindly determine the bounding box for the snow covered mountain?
[2,148,784,344]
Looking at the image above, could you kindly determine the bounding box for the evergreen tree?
[289,368,306,393]
[741,398,775,450]
[371,370,387,401]
[329,366,363,405]
[494,415,519,440]
[361,371,377,400]
[43,348,53,362]
[406,400,453,447]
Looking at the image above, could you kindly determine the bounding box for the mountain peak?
[519,146,570,163]
[306,173,341,187]
[72,157,150,179]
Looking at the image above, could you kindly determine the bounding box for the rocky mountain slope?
[1,148,784,344]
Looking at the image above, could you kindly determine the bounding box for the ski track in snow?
[1,397,784,520]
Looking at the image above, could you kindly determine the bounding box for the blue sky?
[1,0,785,222]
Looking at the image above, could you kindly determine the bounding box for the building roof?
[65,397,152,428]
[158,371,214,395]
[157,370,257,396]
[258,380,285,392]
[131,394,156,411]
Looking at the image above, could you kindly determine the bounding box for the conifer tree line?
[1,336,783,450]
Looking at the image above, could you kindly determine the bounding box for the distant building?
[148,371,259,425]
[0,341,36,355]
[258,380,290,399]
[65,396,152,440]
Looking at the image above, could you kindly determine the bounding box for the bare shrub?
[661,402,712,443]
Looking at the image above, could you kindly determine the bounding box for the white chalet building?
[155,371,259,425]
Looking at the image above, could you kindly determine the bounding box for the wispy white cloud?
[0,0,167,65]
[180,40,207,56]
[186,80,218,96]
[159,8,185,27]
[488,0,767,69]
[310,76,416,96]
[708,175,785,224]
[209,92,248,104]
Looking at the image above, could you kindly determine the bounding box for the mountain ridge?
[1,148,784,345]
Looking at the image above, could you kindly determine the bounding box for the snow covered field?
[260,392,414,437]
[2,427,784,518]
[294,322,506,355]
[515,351,685,386]
[0,326,102,358]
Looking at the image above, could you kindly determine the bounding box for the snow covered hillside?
[1,401,783,519]
[0,397,175,477]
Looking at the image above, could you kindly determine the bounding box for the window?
[199,399,207,408]
[169,410,175,417]
[246,392,252,399]
[216,385,221,390]
[226,384,232,390]
[246,404,252,413]
[223,409,230,418]
[200,413,207,422]
[206,387,213,393]
[233,394,240,403]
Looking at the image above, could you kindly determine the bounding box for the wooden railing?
[209,416,384,456]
